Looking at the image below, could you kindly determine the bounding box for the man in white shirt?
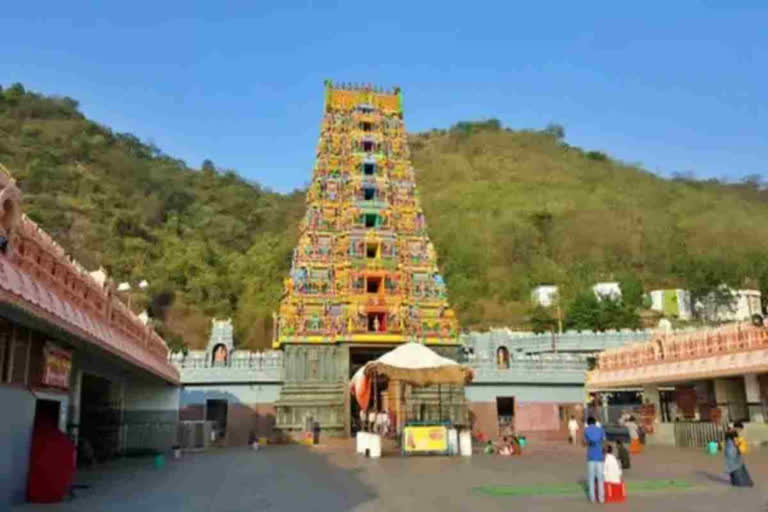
[568,416,580,444]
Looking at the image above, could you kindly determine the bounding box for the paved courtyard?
[15,441,768,512]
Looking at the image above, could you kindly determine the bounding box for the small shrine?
[207,318,234,365]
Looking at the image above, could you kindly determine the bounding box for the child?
[616,440,631,469]
[499,437,512,456]
[603,445,625,502]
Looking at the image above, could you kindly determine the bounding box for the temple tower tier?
[273,82,465,437]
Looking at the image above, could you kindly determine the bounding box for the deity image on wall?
[213,344,228,363]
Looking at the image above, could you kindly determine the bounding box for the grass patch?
[473,479,693,497]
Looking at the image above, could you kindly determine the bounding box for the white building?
[697,288,762,322]
[649,289,693,321]
[593,282,621,301]
[531,285,559,307]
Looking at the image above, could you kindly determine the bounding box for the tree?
[201,159,216,176]
[529,305,556,334]
[676,256,738,321]
[566,291,601,331]
[619,272,644,311]
[543,123,565,140]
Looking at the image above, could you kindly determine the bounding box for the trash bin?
[312,421,320,445]
[356,431,369,454]
[706,441,718,455]
[447,428,458,455]
[153,454,165,470]
[368,434,381,458]
[459,429,472,457]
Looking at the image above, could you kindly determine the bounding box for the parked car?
[604,424,630,443]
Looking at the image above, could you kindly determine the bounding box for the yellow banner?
[403,426,448,453]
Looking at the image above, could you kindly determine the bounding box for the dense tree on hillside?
[3,86,768,347]
[0,84,305,350]
[411,122,768,330]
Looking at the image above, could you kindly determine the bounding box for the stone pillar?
[744,374,764,423]
[713,378,732,422]
[643,385,662,425]
[714,378,748,423]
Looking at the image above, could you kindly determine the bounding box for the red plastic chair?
[604,482,626,503]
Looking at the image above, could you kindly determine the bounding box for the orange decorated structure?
[587,323,768,447]
[1,166,179,504]
[273,82,466,436]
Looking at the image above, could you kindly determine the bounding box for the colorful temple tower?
[273,82,465,436]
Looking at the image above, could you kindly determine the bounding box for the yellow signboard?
[403,426,448,454]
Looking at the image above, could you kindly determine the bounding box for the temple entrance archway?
[349,345,392,434]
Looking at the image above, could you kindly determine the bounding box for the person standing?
[625,416,642,454]
[616,440,631,470]
[568,415,580,444]
[584,416,606,504]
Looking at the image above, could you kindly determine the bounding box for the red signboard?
[42,343,72,390]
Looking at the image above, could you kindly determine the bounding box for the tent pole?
[374,371,379,417]
[438,384,442,422]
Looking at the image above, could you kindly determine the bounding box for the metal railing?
[171,352,283,369]
[673,421,727,448]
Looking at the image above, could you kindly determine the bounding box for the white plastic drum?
[368,433,382,458]
[356,431,369,454]
[459,429,472,457]
[447,428,458,455]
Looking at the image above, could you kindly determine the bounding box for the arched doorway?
[496,346,509,369]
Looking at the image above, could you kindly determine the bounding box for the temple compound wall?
[0,168,180,505]
[171,325,655,444]
[172,320,283,445]
[460,328,651,441]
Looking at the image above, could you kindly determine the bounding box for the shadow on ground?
[15,446,377,512]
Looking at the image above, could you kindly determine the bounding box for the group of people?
[583,417,631,504]
[359,409,392,436]
[582,415,756,504]
[568,413,644,455]
[483,435,524,456]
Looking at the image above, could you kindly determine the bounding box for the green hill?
[1,84,767,348]
[412,122,768,329]
[0,83,304,350]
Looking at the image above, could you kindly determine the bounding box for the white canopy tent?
[349,342,473,434]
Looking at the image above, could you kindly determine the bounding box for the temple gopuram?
[273,81,465,436]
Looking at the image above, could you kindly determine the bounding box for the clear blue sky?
[2,1,766,192]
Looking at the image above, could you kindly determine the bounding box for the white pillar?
[744,374,764,423]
